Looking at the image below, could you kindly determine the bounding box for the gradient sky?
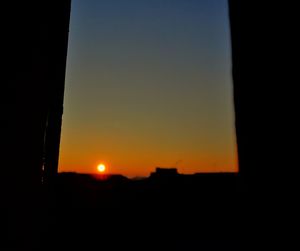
[58,0,237,177]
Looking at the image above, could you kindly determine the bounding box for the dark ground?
[36,172,243,250]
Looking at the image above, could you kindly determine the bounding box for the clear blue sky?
[59,0,238,177]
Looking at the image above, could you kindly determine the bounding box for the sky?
[58,0,238,177]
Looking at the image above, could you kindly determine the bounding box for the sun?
[97,164,106,173]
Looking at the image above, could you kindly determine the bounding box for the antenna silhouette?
[173,160,182,168]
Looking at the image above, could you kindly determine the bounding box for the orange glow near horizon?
[58,148,239,178]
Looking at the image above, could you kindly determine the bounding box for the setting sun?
[97,164,106,173]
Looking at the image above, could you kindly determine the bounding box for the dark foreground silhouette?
[39,170,242,250]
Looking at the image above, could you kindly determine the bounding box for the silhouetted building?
[150,167,179,178]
